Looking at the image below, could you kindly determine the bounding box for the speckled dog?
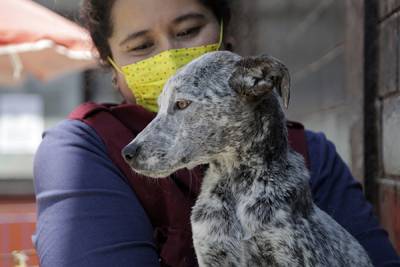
[122,51,373,267]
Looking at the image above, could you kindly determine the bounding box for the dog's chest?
[235,189,289,234]
[199,169,293,233]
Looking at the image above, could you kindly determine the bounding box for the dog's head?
[123,51,290,177]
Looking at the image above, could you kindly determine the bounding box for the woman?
[33,0,400,266]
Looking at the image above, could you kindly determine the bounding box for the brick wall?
[0,197,38,267]
[375,0,400,252]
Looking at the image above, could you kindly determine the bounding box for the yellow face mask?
[109,23,223,112]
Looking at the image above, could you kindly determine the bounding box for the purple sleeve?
[306,131,400,267]
[33,119,160,267]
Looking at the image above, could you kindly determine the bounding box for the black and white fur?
[122,51,373,266]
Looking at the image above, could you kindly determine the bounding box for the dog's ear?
[228,54,291,108]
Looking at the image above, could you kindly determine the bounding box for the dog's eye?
[175,100,192,110]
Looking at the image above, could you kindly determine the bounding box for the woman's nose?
[159,36,181,51]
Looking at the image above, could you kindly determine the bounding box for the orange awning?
[0,0,97,85]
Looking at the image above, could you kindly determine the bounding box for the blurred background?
[0,0,399,266]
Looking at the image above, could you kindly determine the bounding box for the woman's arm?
[306,131,400,267]
[33,119,160,267]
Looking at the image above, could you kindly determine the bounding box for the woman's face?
[108,0,221,103]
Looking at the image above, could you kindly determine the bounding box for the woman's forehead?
[111,0,215,35]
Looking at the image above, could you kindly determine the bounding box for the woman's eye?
[175,100,192,110]
[129,42,153,52]
[177,26,201,38]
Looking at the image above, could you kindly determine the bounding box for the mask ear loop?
[217,20,224,50]
[108,56,124,75]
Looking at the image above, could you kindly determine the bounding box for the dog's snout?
[122,143,142,164]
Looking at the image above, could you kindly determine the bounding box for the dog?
[122,51,373,266]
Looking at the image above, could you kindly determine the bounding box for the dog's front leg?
[191,199,242,267]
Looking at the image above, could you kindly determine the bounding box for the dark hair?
[81,0,231,66]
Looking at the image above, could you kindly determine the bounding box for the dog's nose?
[122,143,142,164]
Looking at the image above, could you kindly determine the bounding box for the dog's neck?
[208,95,290,180]
[204,95,312,216]
[228,94,289,171]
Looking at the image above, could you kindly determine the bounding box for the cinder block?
[378,13,399,97]
[288,103,364,180]
[379,0,400,19]
[383,94,400,175]
[288,54,346,116]
[377,179,400,253]
[237,0,345,74]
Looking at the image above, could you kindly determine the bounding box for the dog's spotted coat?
[123,51,373,266]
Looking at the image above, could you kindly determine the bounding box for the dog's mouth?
[131,167,175,178]
[127,147,204,178]
[130,160,187,178]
